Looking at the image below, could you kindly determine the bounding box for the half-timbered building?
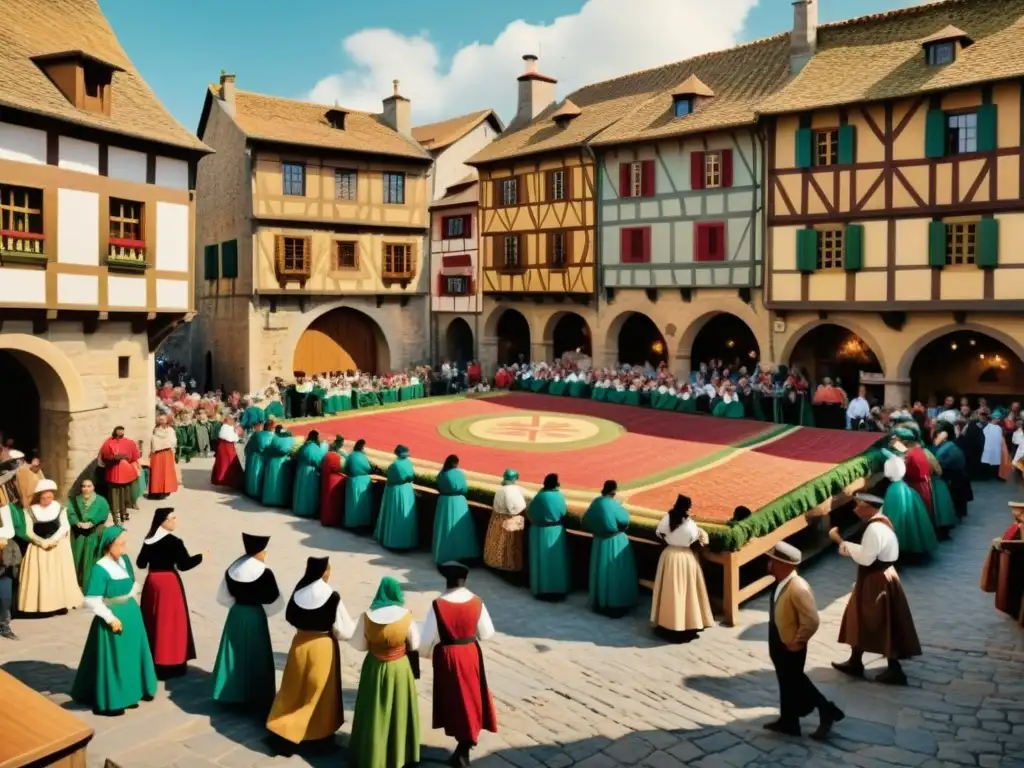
[0,0,208,492]
[761,0,1024,403]
[193,77,432,392]
[415,110,503,363]
[588,37,791,372]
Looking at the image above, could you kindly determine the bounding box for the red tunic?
[211,439,244,488]
[100,437,140,485]
[494,369,511,390]
[903,447,933,515]
[431,597,498,744]
[320,450,346,527]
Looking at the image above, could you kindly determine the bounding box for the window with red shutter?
[695,222,726,262]
[620,228,633,262]
[619,163,632,198]
[463,215,472,239]
[641,227,651,262]
[690,151,706,190]
[621,227,649,264]
[721,149,734,188]
[641,159,656,197]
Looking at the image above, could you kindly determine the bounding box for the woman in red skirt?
[148,415,178,499]
[136,508,204,679]
[211,416,244,489]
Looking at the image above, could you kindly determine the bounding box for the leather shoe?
[763,719,801,737]
[831,660,865,678]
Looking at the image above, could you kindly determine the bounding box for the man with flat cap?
[830,494,921,686]
[212,533,284,710]
[765,541,843,740]
[420,561,497,768]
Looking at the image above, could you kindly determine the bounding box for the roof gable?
[412,109,504,152]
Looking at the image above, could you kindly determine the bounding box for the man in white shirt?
[829,495,922,686]
[980,410,1005,479]
[845,385,871,429]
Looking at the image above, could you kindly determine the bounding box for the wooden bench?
[0,669,93,767]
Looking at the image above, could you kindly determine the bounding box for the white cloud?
[308,0,760,124]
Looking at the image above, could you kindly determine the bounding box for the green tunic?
[374,456,419,551]
[67,494,110,589]
[261,433,296,507]
[526,489,570,598]
[265,400,285,420]
[240,404,266,431]
[923,449,958,531]
[71,555,158,714]
[883,479,938,557]
[244,430,275,499]
[291,440,327,518]
[581,496,638,614]
[344,450,375,529]
[431,468,479,564]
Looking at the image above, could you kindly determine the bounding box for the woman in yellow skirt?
[266,556,355,747]
[18,478,83,615]
[650,494,713,640]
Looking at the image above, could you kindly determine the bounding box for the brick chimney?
[382,79,411,137]
[790,0,818,75]
[219,72,236,106]
[513,54,557,129]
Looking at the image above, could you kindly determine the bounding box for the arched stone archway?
[293,307,391,374]
[614,312,668,367]
[444,317,475,365]
[687,312,761,373]
[494,308,531,365]
[902,325,1024,405]
[779,319,891,377]
[787,323,883,399]
[546,311,592,358]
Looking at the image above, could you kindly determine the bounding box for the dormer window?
[669,74,714,119]
[31,50,122,116]
[673,97,693,118]
[325,108,347,130]
[550,99,581,128]
[920,26,972,67]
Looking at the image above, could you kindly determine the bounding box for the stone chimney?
[219,72,236,107]
[513,54,557,129]
[790,0,818,75]
[382,79,411,137]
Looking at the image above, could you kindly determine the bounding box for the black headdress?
[242,533,270,556]
[146,507,173,539]
[293,556,329,593]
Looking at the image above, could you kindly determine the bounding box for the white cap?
[768,541,802,565]
[34,478,57,495]
[8,450,24,460]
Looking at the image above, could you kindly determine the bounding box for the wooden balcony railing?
[107,238,148,272]
[0,229,47,266]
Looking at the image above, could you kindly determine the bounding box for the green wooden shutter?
[977,218,999,268]
[203,244,219,280]
[796,229,819,272]
[843,223,864,271]
[928,221,948,267]
[925,109,947,158]
[794,127,813,168]
[977,104,998,152]
[837,124,856,165]
[221,239,239,278]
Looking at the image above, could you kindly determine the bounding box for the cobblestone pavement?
[3,461,1024,767]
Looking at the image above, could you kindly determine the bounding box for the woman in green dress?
[432,455,479,565]
[923,447,958,539]
[212,533,283,712]
[261,427,296,508]
[374,446,419,551]
[292,431,326,518]
[881,455,938,558]
[244,422,275,500]
[344,439,374,530]
[526,473,571,600]
[581,480,638,617]
[67,478,111,589]
[71,526,158,715]
[348,577,420,768]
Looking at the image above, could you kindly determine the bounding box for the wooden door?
[293,309,378,374]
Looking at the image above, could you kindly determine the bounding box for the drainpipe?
[755,123,775,367]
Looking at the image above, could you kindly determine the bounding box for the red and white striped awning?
[441,253,473,276]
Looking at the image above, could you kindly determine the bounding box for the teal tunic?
[292,440,327,518]
[374,456,419,551]
[431,468,479,564]
[581,496,638,614]
[883,480,938,557]
[261,433,296,508]
[344,450,374,529]
[526,489,570,598]
[244,430,275,499]
[240,405,266,431]
[71,555,158,714]
[265,400,285,420]
[924,449,958,532]
[67,494,110,589]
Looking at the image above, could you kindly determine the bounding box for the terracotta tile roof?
[0,0,207,152]
[224,87,431,161]
[412,109,502,151]
[759,0,1024,115]
[470,34,790,163]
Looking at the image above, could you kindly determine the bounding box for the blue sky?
[99,0,929,132]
